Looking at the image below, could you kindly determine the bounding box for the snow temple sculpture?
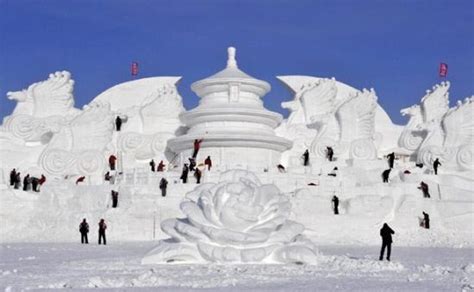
[142,170,319,264]
[167,47,293,171]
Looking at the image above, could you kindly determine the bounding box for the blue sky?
[0,0,473,124]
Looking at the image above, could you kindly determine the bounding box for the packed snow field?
[0,242,472,291]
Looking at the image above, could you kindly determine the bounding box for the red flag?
[439,63,448,78]
[131,62,139,76]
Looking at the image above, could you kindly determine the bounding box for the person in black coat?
[115,116,122,131]
[433,158,441,175]
[98,219,107,245]
[387,152,395,169]
[379,223,395,261]
[418,181,430,198]
[159,178,168,197]
[180,164,189,183]
[422,212,430,229]
[149,159,156,172]
[382,169,391,183]
[9,168,16,186]
[302,149,310,166]
[332,195,339,215]
[326,147,334,162]
[111,190,119,208]
[194,168,202,184]
[23,174,30,191]
[79,218,89,244]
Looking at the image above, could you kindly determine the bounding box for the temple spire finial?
[227,47,238,68]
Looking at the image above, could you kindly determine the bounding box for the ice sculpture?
[142,170,319,264]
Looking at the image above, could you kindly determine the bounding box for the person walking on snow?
[192,139,203,158]
[387,152,395,169]
[79,218,89,244]
[109,154,117,171]
[204,156,212,171]
[418,181,430,198]
[98,219,107,245]
[332,195,339,215]
[379,223,395,261]
[149,159,156,172]
[433,158,441,175]
[302,149,310,166]
[159,178,168,197]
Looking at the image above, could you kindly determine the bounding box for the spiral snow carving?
[39,149,73,175]
[142,170,319,264]
[117,132,145,152]
[310,137,337,158]
[349,138,377,160]
[456,145,473,171]
[76,151,105,174]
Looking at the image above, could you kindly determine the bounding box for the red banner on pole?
[439,63,448,78]
[131,62,139,76]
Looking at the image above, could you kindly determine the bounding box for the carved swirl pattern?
[417,146,443,167]
[4,115,36,140]
[310,137,337,158]
[398,130,423,151]
[39,148,73,175]
[349,138,377,160]
[151,132,174,154]
[76,151,105,174]
[456,144,473,171]
[117,132,145,152]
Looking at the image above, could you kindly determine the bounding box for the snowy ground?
[1,242,472,291]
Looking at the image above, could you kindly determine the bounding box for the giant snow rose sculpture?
[142,170,319,264]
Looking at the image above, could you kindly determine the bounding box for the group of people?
[149,159,166,172]
[382,153,442,183]
[79,218,107,245]
[179,139,212,184]
[9,169,46,192]
[300,147,334,167]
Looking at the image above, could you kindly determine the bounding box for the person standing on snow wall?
[9,168,16,187]
[115,116,122,131]
[192,139,203,159]
[98,219,107,245]
[204,156,212,171]
[379,223,395,261]
[433,158,441,175]
[332,195,339,215]
[302,149,310,166]
[149,159,156,172]
[79,218,89,244]
[387,152,395,169]
[108,154,117,171]
[159,178,168,197]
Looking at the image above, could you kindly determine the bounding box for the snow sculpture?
[167,47,292,171]
[417,96,474,171]
[142,170,319,264]
[398,82,450,153]
[3,71,79,143]
[39,101,114,176]
[308,87,378,160]
[117,84,183,161]
[277,76,399,165]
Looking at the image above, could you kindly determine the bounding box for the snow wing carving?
[39,101,114,176]
[142,170,319,264]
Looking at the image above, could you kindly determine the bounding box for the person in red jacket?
[204,156,212,171]
[157,160,165,172]
[192,139,203,158]
[98,219,107,245]
[108,155,117,171]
